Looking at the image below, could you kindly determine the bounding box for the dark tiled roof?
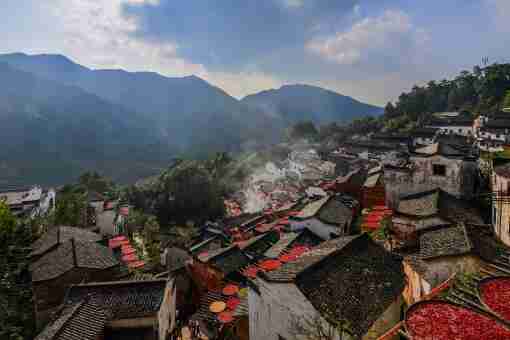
[412,127,438,137]
[262,235,359,282]
[165,247,190,272]
[294,233,405,338]
[317,198,353,226]
[397,189,439,217]
[35,301,107,340]
[419,225,472,259]
[484,119,510,129]
[30,239,118,282]
[396,189,483,225]
[241,231,280,258]
[65,279,167,320]
[209,247,251,276]
[287,228,325,250]
[264,232,299,258]
[31,226,102,257]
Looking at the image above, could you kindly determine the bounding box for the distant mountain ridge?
[0,52,381,185]
[241,84,383,124]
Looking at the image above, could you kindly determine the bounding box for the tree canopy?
[384,63,510,121]
[0,202,34,340]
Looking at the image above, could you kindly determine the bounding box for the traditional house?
[491,162,510,247]
[479,118,510,142]
[34,300,108,340]
[53,279,170,340]
[249,234,405,340]
[263,229,324,259]
[362,166,385,208]
[383,141,478,207]
[399,224,482,305]
[0,185,53,216]
[426,114,475,136]
[391,188,483,247]
[411,128,438,146]
[290,194,359,239]
[31,226,104,260]
[334,167,368,203]
[189,245,251,292]
[31,239,119,327]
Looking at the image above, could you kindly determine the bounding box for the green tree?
[54,189,88,227]
[503,90,510,110]
[0,202,35,340]
[155,162,225,226]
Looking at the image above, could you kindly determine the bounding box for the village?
[5,110,510,340]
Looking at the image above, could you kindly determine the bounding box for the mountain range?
[0,53,381,186]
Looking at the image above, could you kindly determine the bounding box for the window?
[458,128,462,133]
[433,164,446,176]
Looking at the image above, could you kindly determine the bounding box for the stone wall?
[492,173,510,247]
[384,155,477,207]
[248,280,355,340]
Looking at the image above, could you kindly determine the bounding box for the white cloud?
[38,0,204,76]
[205,71,284,99]
[13,0,281,99]
[306,9,428,65]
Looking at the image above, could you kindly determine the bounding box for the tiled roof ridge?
[459,222,474,253]
[51,301,86,339]
[69,278,167,288]
[295,233,367,280]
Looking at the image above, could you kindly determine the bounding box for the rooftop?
[35,300,107,340]
[30,239,118,282]
[261,233,405,338]
[64,279,167,320]
[31,226,103,257]
[419,224,472,259]
[396,189,483,225]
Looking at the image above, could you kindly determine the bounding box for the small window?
[433,164,446,176]
[458,128,462,133]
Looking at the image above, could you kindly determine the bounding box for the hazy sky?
[1,0,510,105]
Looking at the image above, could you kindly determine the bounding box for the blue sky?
[1,0,509,105]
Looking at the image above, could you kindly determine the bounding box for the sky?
[1,0,510,106]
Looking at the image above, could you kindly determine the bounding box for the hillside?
[0,62,169,186]
[0,53,381,186]
[242,84,382,125]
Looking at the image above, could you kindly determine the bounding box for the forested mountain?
[0,53,381,185]
[242,84,382,125]
[0,62,169,186]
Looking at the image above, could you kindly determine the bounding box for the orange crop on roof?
[218,311,234,323]
[243,266,259,278]
[279,253,298,263]
[259,259,281,271]
[210,301,226,313]
[226,297,241,310]
[222,284,239,296]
